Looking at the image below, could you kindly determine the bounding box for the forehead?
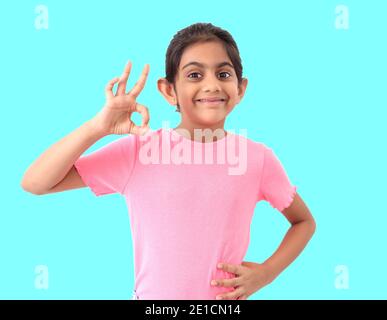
[179,41,232,69]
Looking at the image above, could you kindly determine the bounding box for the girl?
[21,23,316,300]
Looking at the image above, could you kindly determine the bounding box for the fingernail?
[216,296,223,300]
[217,263,223,269]
[211,280,217,286]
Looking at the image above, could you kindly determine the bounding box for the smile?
[196,99,225,105]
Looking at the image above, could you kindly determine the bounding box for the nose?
[202,74,221,92]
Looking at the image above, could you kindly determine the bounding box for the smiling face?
[158,40,248,132]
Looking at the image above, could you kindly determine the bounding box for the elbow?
[292,216,316,237]
[308,216,317,237]
[20,178,46,195]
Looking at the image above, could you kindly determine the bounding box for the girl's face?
[158,40,248,129]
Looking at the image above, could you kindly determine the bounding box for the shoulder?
[228,130,271,154]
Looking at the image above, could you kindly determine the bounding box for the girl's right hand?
[92,61,151,136]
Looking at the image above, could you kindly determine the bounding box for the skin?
[23,52,315,299]
[157,40,248,142]
[97,61,151,136]
[98,42,316,300]
[157,40,316,300]
[212,193,316,300]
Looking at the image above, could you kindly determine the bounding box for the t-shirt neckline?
[166,128,232,145]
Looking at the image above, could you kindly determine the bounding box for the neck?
[174,118,227,143]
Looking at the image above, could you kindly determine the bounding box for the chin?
[196,113,226,125]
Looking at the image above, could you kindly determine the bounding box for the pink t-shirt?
[74,127,297,300]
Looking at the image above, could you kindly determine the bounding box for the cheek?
[230,85,240,97]
[178,87,196,102]
[225,89,239,105]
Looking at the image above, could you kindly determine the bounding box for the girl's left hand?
[211,261,274,300]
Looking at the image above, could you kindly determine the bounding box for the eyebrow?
[181,61,234,70]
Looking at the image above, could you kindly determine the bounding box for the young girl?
[21,23,316,300]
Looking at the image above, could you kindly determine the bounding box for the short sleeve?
[74,134,137,197]
[257,145,297,211]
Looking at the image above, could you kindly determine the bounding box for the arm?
[21,61,150,195]
[21,120,106,195]
[262,192,316,283]
[211,192,316,300]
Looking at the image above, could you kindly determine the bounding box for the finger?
[212,277,241,288]
[117,60,132,95]
[130,122,150,136]
[218,263,241,276]
[105,77,120,99]
[128,64,150,98]
[216,288,244,301]
[135,103,150,127]
[238,295,248,300]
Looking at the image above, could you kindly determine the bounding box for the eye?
[187,72,202,79]
[187,71,232,80]
[218,71,231,79]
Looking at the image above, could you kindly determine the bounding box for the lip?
[196,97,226,102]
[195,99,225,107]
[195,97,226,106]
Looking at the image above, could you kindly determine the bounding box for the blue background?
[1,0,386,299]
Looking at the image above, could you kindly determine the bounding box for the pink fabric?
[74,128,297,299]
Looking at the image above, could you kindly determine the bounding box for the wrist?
[261,261,279,285]
[86,118,109,139]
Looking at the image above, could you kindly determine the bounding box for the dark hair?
[165,23,244,112]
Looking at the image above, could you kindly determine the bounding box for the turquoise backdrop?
[1,0,386,299]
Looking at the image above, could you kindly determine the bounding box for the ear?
[157,78,177,106]
[237,78,248,104]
